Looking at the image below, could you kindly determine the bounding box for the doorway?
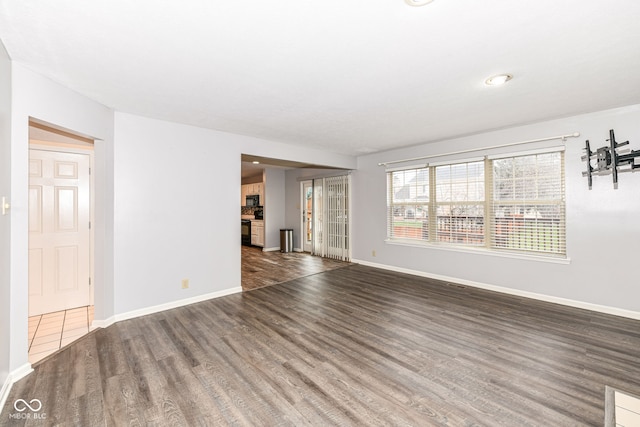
[28,121,95,362]
[28,148,92,315]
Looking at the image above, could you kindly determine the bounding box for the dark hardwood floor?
[241,245,350,291]
[3,264,640,426]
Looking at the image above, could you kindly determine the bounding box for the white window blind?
[386,150,566,257]
[387,167,429,241]
[434,160,485,246]
[491,151,565,255]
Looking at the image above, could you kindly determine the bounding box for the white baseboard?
[91,286,243,329]
[0,375,12,416]
[90,316,116,330]
[0,363,33,413]
[352,259,640,321]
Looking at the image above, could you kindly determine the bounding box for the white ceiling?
[1,1,639,156]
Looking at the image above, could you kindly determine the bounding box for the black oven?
[241,219,251,246]
[246,195,259,207]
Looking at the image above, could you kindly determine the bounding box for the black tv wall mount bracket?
[582,129,640,189]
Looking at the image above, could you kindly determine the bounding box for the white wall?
[352,104,640,314]
[0,40,12,395]
[112,113,357,314]
[93,134,115,322]
[263,168,286,250]
[7,64,114,376]
[112,113,242,313]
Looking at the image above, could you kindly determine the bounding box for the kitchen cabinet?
[251,220,264,247]
[249,183,264,201]
[241,182,264,206]
[241,185,248,206]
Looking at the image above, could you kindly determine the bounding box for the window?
[388,167,429,241]
[491,151,565,255]
[435,161,485,246]
[386,150,566,257]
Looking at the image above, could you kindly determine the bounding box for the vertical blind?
[312,175,351,261]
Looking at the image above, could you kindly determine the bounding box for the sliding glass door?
[302,180,313,253]
[311,175,350,261]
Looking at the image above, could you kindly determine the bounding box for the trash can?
[280,229,293,253]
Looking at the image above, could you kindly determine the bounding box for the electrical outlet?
[372,250,376,257]
[181,279,189,289]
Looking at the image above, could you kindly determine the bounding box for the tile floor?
[615,390,640,426]
[28,305,94,364]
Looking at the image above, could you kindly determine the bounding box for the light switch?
[1,197,10,216]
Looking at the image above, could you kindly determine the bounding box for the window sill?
[384,239,571,265]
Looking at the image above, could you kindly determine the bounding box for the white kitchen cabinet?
[251,220,264,247]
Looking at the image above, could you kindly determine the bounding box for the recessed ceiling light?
[485,74,513,86]
[405,0,435,6]
[252,161,260,164]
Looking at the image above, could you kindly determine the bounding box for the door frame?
[28,142,95,313]
[301,180,313,252]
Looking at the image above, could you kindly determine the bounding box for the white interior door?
[29,149,91,316]
[302,181,313,252]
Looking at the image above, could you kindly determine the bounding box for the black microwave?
[246,195,260,207]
